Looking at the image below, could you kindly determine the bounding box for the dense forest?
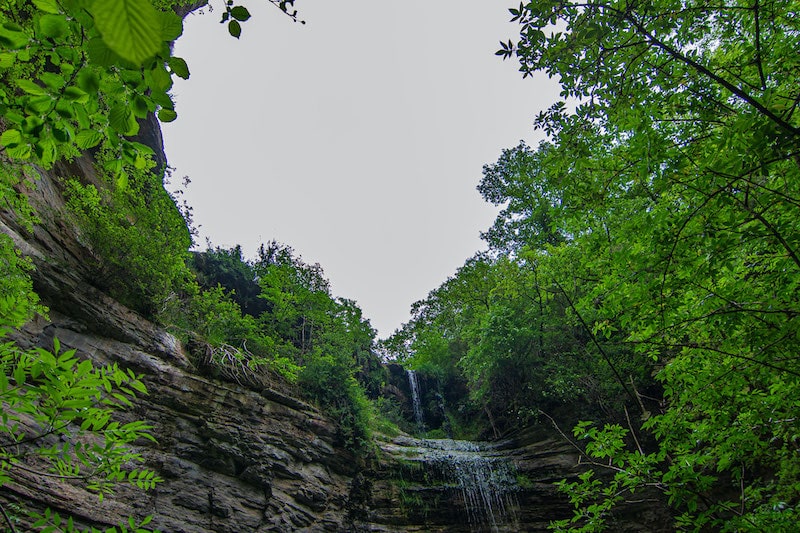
[386,1,800,530]
[1,0,799,531]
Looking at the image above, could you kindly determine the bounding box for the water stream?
[426,438,520,532]
[398,371,519,531]
[406,369,425,432]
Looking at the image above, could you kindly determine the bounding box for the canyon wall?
[0,141,671,532]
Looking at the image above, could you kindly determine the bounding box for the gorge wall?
[0,133,672,531]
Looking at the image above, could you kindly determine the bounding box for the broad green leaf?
[40,72,66,90]
[149,90,173,109]
[159,10,183,41]
[5,144,32,159]
[22,115,44,134]
[54,99,74,119]
[86,37,119,66]
[167,56,189,79]
[17,79,47,96]
[116,170,129,190]
[0,52,15,68]
[51,126,70,142]
[27,94,54,113]
[230,6,251,22]
[108,105,137,135]
[89,0,161,66]
[33,0,61,14]
[147,63,171,92]
[0,25,29,50]
[77,70,100,94]
[39,14,69,39]
[228,19,241,39]
[73,103,90,129]
[0,129,22,147]
[131,95,149,118]
[64,86,90,103]
[157,108,176,122]
[75,130,104,149]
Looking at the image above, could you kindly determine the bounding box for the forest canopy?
[389,0,800,530]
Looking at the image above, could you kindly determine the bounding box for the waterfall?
[385,435,520,532]
[426,439,519,532]
[406,369,425,431]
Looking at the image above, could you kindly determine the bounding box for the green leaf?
[63,86,90,103]
[33,0,62,14]
[157,108,177,122]
[147,64,171,92]
[40,72,66,90]
[149,90,173,109]
[73,103,90,129]
[0,129,22,147]
[159,10,183,41]
[0,25,30,50]
[0,52,14,68]
[86,37,120,67]
[167,56,189,79]
[131,95,149,118]
[77,70,100,94]
[54,99,74,119]
[116,170,129,190]
[17,79,47,96]
[27,95,54,113]
[228,20,241,39]
[39,14,69,39]
[75,130,104,149]
[6,143,32,159]
[89,0,162,66]
[13,361,26,386]
[230,6,251,22]
[52,126,70,142]
[109,105,137,136]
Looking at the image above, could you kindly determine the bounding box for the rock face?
[0,147,672,530]
[1,156,357,532]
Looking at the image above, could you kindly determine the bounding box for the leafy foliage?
[0,0,189,174]
[63,150,192,316]
[387,0,800,527]
[0,338,161,531]
[491,0,800,529]
[169,242,381,448]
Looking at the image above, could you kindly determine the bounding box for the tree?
[493,0,800,529]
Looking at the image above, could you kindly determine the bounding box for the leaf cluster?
[480,0,800,529]
[0,338,161,530]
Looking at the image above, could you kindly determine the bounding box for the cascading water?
[385,435,520,532]
[406,369,425,431]
[397,371,518,531]
[426,439,519,532]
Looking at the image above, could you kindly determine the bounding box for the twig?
[0,501,18,533]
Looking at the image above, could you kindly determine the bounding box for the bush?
[64,151,191,317]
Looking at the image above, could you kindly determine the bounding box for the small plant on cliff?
[63,148,192,317]
[0,338,163,532]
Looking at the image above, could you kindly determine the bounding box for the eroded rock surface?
[0,150,671,531]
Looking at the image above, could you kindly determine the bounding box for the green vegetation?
[64,152,192,316]
[178,242,383,449]
[0,0,364,530]
[3,0,798,530]
[385,0,800,530]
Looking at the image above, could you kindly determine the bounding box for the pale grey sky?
[161,0,559,337]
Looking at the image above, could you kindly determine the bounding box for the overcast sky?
[161,0,560,338]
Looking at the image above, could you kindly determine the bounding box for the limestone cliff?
[0,136,672,531]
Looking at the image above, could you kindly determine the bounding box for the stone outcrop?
[0,156,359,532]
[0,137,672,531]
